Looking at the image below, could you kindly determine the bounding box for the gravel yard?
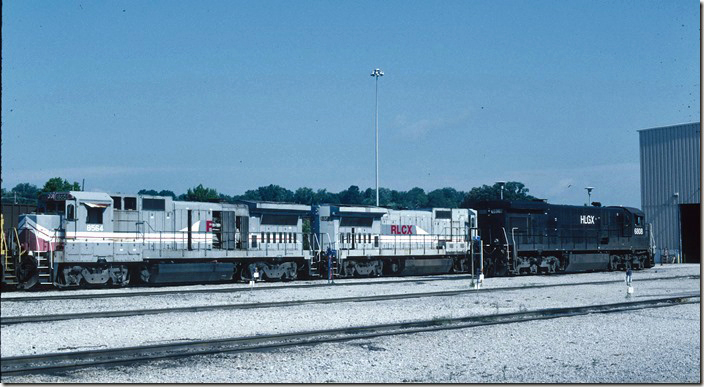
[2,262,697,302]
[1,264,700,383]
[2,264,697,317]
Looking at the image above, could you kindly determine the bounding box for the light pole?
[585,187,594,206]
[496,181,506,200]
[371,68,384,206]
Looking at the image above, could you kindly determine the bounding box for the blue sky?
[2,0,700,207]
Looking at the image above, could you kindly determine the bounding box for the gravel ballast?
[1,264,700,383]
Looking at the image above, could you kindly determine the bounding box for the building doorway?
[680,203,700,263]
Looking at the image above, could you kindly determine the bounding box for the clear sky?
[2,0,700,207]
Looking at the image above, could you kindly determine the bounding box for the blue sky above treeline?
[2,0,699,208]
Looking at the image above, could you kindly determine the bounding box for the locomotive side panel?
[314,206,473,278]
[237,201,312,281]
[472,200,653,276]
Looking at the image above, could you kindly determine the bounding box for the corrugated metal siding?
[639,122,701,261]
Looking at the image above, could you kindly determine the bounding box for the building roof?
[637,122,700,133]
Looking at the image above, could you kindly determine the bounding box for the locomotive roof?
[236,200,311,213]
[319,204,389,214]
[40,191,113,202]
[469,199,643,214]
[467,199,549,212]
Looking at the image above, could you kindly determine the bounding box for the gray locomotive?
[6,191,478,288]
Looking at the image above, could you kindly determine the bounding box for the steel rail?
[2,276,699,326]
[1,274,476,302]
[2,273,697,303]
[1,294,699,377]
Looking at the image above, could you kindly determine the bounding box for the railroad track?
[2,294,699,377]
[0,274,476,302]
[2,273,697,303]
[2,275,699,325]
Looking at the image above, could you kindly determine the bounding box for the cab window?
[634,215,643,226]
[124,197,137,210]
[87,207,104,224]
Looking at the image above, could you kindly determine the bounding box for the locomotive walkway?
[1,294,699,377]
[1,274,698,326]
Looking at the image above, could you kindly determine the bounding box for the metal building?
[639,122,701,263]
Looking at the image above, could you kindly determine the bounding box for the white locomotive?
[9,191,478,288]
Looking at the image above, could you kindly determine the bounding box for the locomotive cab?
[17,191,115,288]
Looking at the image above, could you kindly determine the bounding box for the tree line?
[2,178,536,209]
[1,178,81,204]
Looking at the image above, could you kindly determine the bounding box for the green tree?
[218,193,237,203]
[361,188,376,206]
[313,189,339,205]
[294,187,315,205]
[378,188,393,208]
[427,187,464,208]
[389,189,404,209]
[461,181,535,207]
[42,177,81,193]
[183,184,219,202]
[405,187,428,209]
[12,183,40,199]
[261,185,295,202]
[158,190,177,199]
[240,188,262,201]
[2,183,40,204]
[239,185,294,202]
[138,189,159,196]
[339,185,363,205]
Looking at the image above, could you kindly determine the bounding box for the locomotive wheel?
[483,263,495,277]
[240,265,259,281]
[609,256,619,271]
[110,267,130,287]
[17,256,39,289]
[494,261,508,277]
[239,268,250,281]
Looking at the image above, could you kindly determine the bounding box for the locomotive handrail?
[335,231,470,254]
[510,227,518,272]
[321,232,333,253]
[49,228,58,281]
[501,227,511,272]
[12,227,25,256]
[489,229,653,257]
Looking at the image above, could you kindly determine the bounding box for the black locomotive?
[469,200,654,276]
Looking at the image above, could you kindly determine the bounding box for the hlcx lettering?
[580,215,596,225]
[391,225,414,235]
